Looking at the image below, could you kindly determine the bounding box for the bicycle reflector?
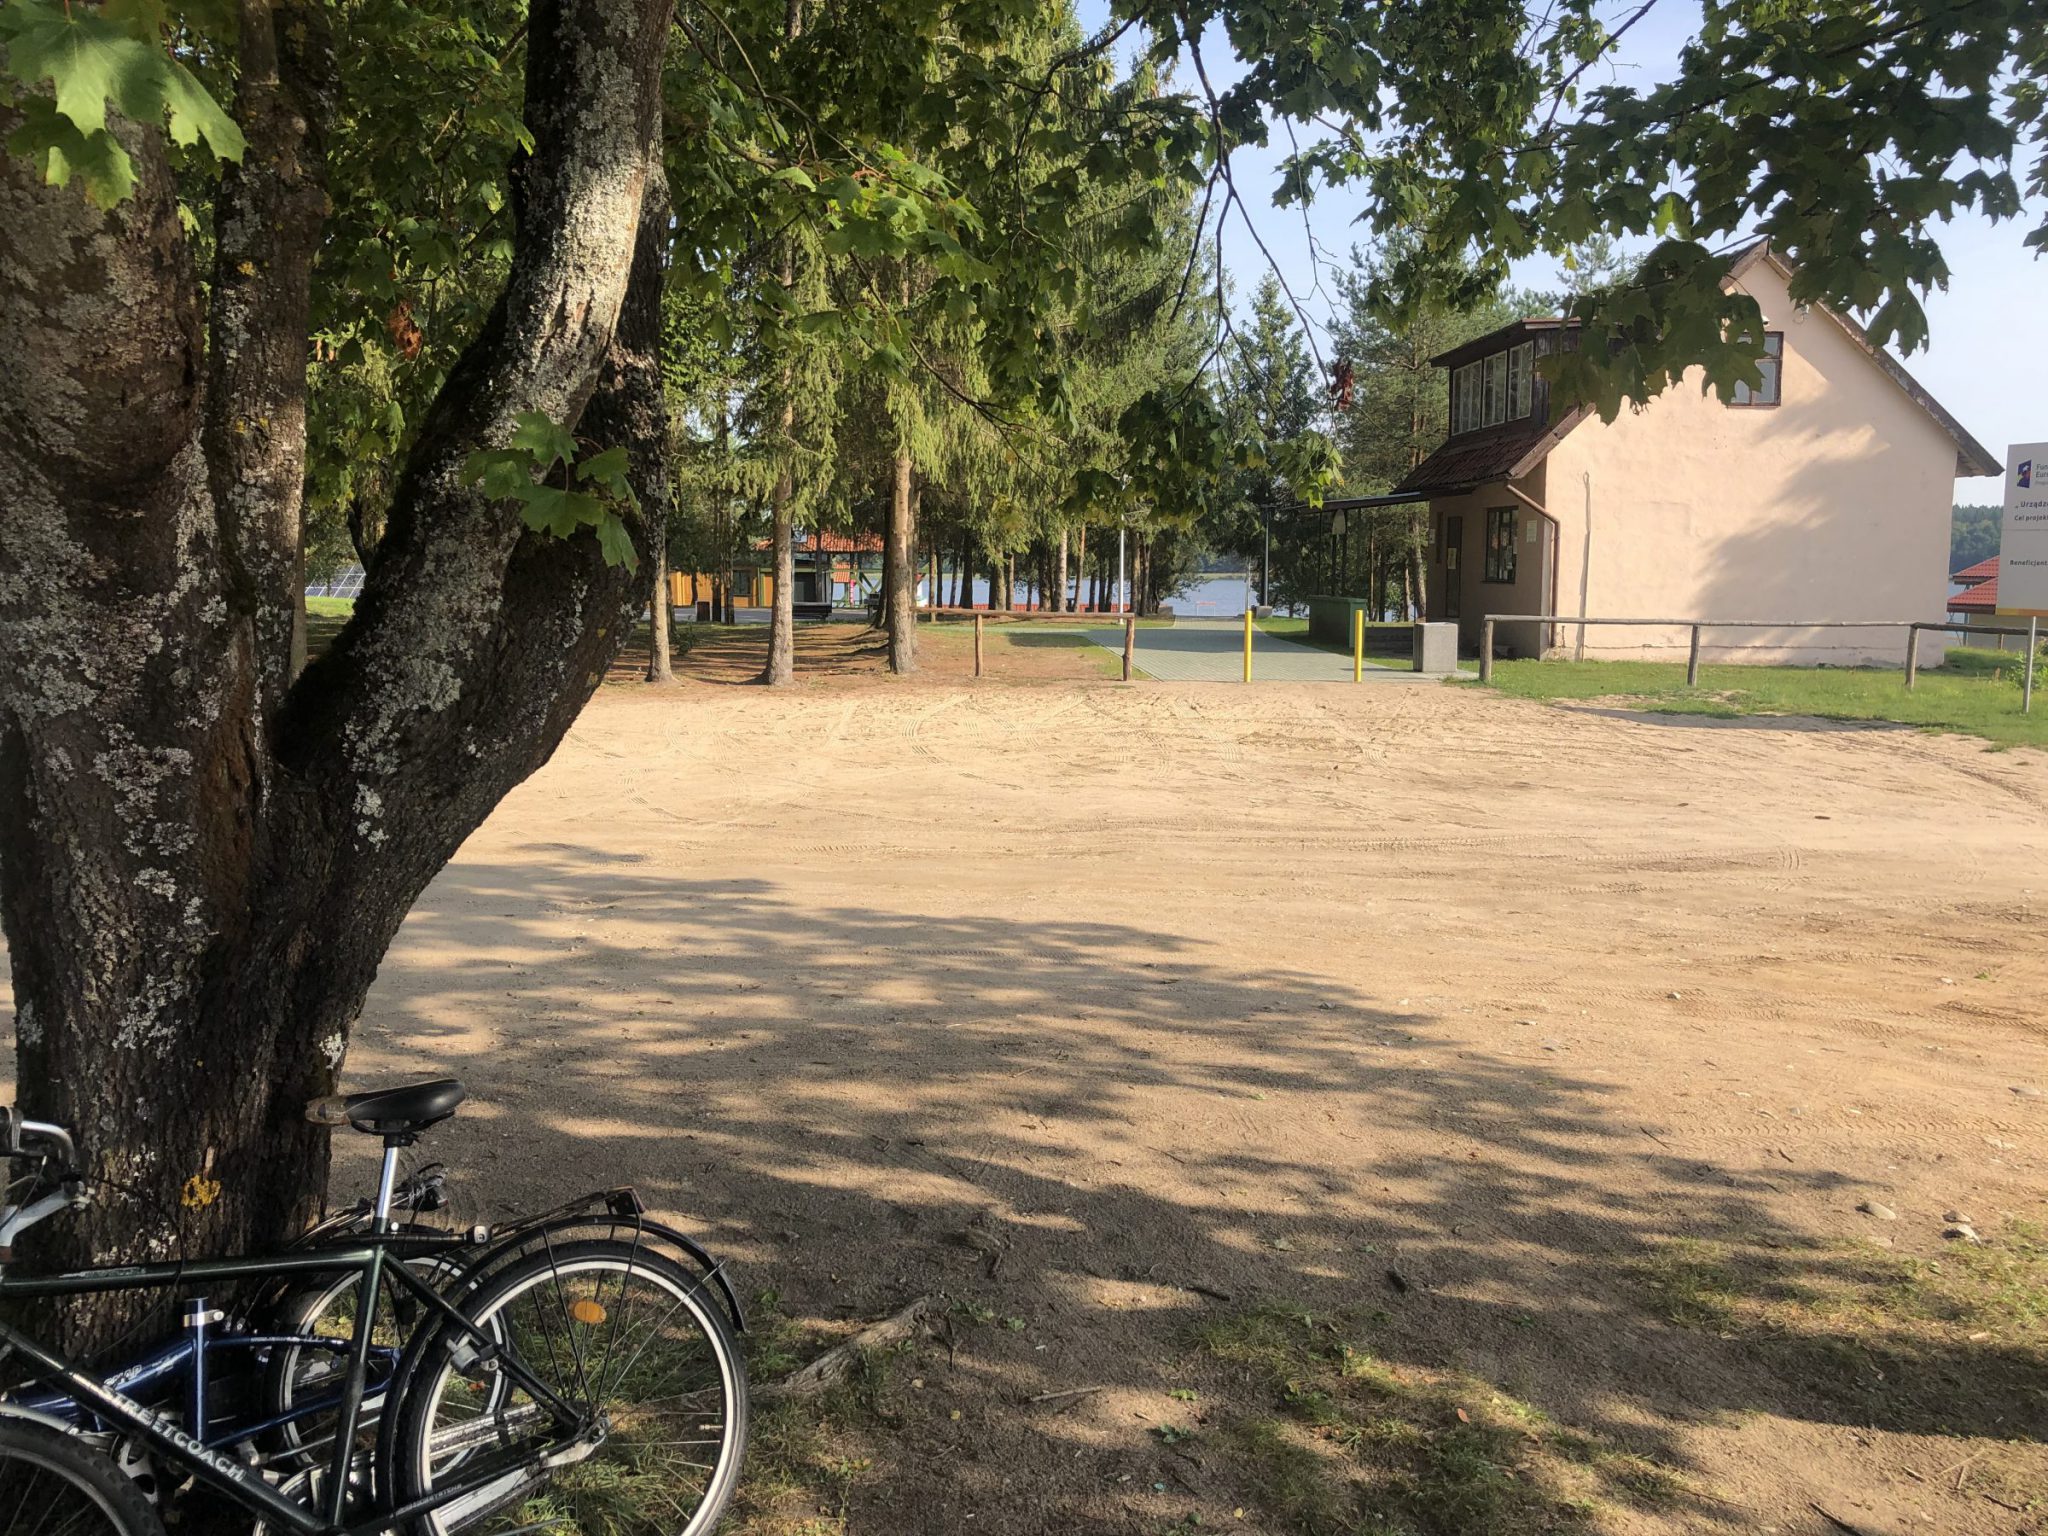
[569,1299,607,1326]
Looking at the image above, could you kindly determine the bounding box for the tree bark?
[647,539,674,682]
[883,455,917,672]
[0,0,673,1346]
[1410,508,1428,621]
[208,0,335,704]
[762,457,795,686]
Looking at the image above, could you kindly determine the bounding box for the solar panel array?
[306,565,366,598]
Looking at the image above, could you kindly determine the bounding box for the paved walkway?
[1084,619,1446,683]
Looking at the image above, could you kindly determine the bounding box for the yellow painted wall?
[668,570,769,608]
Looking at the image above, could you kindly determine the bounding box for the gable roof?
[1949,568,1999,612]
[1395,239,1999,497]
[1730,241,2001,478]
[1952,555,2000,586]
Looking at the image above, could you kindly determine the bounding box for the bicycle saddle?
[335,1078,467,1136]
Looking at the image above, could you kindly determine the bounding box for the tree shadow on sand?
[342,848,2046,1533]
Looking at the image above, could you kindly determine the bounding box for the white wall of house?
[1536,255,1962,665]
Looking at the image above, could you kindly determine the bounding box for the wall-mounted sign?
[2000,442,2048,616]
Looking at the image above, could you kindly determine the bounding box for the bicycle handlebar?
[0,1109,89,1259]
[0,1108,79,1175]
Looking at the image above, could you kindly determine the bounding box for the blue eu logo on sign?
[2021,459,2034,489]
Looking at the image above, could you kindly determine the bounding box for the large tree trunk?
[208,0,334,700]
[0,0,672,1346]
[883,455,917,672]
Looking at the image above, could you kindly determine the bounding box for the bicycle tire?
[386,1240,748,1536]
[260,1235,469,1481]
[0,1416,165,1536]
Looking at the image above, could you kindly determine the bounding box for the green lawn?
[1482,646,2048,749]
[305,595,353,657]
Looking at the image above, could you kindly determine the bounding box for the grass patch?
[1195,1304,1682,1534]
[1628,1225,2048,1439]
[1256,615,1419,669]
[1482,647,2048,748]
[1633,1224,2048,1347]
[304,595,352,660]
[725,1291,910,1536]
[993,627,1126,677]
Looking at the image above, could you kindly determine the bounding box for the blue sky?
[1076,1,2043,501]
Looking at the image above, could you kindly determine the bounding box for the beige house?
[1363,241,1998,662]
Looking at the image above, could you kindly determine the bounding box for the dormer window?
[1452,340,1536,434]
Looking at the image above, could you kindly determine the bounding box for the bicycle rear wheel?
[388,1240,747,1536]
[260,1234,469,1480]
[0,1417,165,1536]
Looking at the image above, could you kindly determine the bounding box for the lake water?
[939,571,1263,615]
[310,565,1272,616]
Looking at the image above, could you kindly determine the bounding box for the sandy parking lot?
[9,661,2047,1532]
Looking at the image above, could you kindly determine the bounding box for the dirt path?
[7,665,2045,1533]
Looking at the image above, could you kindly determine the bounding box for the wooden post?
[1686,625,1702,687]
[1352,607,1364,682]
[2027,617,2039,715]
[1904,625,1920,690]
[1242,609,1254,683]
[973,612,983,678]
[1479,618,1495,683]
[1122,615,1135,681]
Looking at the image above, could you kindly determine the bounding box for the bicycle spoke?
[404,1246,743,1536]
[8,1467,53,1536]
[587,1226,647,1403]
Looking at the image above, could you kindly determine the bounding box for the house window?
[1484,508,1517,584]
[1454,361,1480,433]
[1508,341,1533,419]
[1483,352,1507,426]
[1731,331,1783,407]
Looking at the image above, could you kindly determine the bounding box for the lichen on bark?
[0,0,677,1346]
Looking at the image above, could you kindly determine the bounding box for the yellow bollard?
[1352,608,1364,682]
[1243,609,1254,682]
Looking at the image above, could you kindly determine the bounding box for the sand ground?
[8,634,2048,1533]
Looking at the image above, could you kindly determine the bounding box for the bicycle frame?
[0,1142,594,1535]
[4,1315,399,1449]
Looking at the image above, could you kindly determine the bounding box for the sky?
[1076,0,2044,502]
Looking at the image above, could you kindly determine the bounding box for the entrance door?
[1443,514,1463,621]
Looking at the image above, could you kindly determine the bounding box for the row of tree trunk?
[726,500,1181,693]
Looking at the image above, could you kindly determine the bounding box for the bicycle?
[0,1078,749,1536]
